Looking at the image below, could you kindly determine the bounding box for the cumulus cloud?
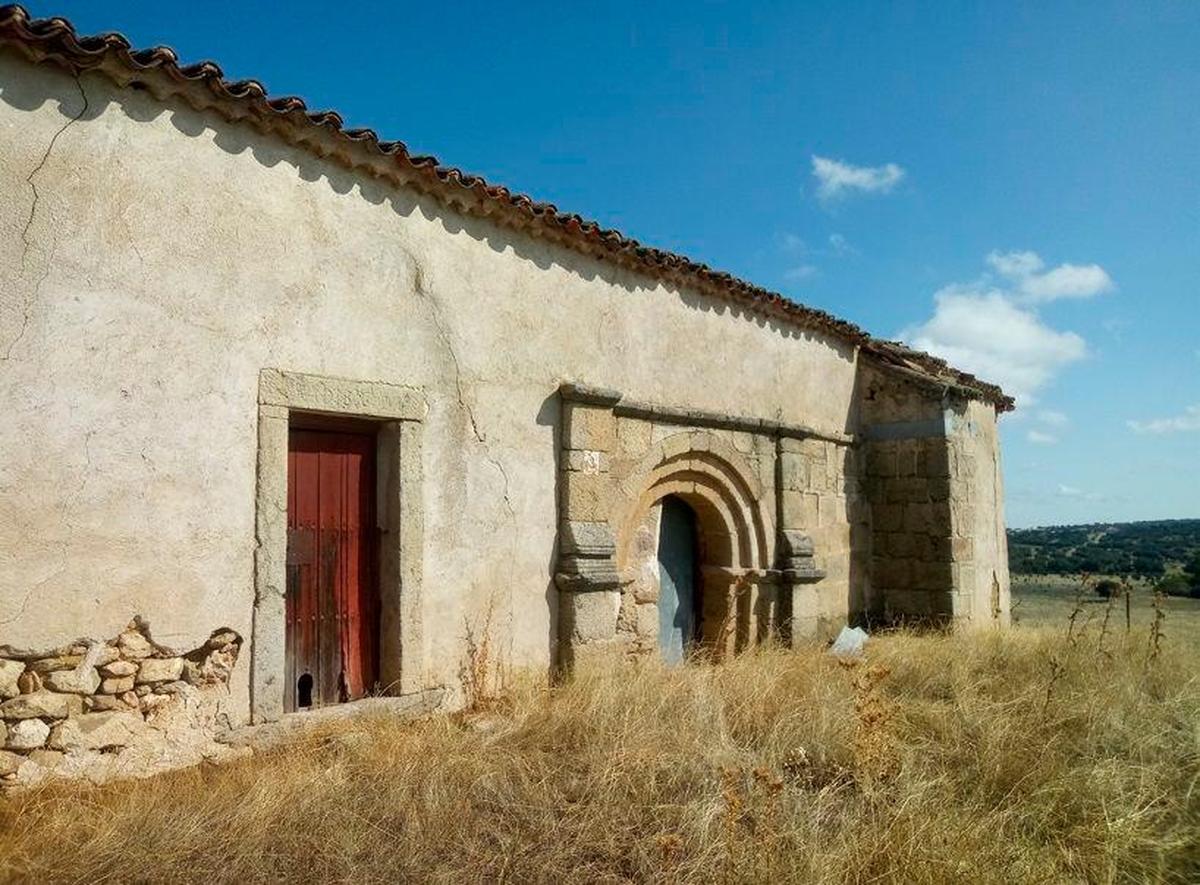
[986,250,1114,304]
[1027,429,1058,445]
[898,251,1112,407]
[811,155,905,201]
[899,285,1086,406]
[1127,404,1200,434]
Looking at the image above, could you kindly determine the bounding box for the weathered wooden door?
[285,429,378,711]
[657,496,699,664]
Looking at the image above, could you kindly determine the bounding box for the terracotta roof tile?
[0,4,1013,411]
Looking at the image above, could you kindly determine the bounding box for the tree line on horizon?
[1007,519,1200,597]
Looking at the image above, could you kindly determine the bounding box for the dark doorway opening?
[657,495,701,663]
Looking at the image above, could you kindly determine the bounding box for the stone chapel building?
[0,7,1012,763]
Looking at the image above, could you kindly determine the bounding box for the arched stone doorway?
[553,385,836,672]
[615,431,776,661]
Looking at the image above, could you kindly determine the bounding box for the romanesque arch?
[613,431,776,658]
[614,430,773,576]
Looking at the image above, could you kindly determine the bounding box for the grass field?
[2,596,1197,884]
[1012,573,1200,633]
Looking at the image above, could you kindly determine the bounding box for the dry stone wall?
[0,619,245,789]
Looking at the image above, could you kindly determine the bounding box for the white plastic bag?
[828,625,869,659]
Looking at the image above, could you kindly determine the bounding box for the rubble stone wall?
[0,619,244,789]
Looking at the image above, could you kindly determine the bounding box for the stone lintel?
[260,368,426,421]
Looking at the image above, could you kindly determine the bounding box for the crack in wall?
[404,252,518,653]
[405,254,516,523]
[3,74,89,362]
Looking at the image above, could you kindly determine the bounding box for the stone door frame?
[251,369,426,723]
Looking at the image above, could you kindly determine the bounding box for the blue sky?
[25,1,1199,527]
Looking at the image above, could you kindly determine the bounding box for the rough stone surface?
[0,749,22,777]
[99,660,138,678]
[208,630,239,649]
[27,655,83,674]
[99,676,135,695]
[44,666,101,695]
[16,670,42,694]
[136,658,184,684]
[48,711,148,754]
[564,591,620,644]
[0,691,81,720]
[118,631,154,660]
[86,694,126,712]
[139,692,169,713]
[6,718,50,751]
[26,748,65,771]
[0,659,22,699]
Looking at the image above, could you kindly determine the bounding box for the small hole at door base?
[297,673,313,709]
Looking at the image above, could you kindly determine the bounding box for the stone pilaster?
[555,385,625,669]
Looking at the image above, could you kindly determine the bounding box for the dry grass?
[2,622,1198,884]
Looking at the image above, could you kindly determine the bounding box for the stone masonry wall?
[858,362,1009,626]
[779,437,871,640]
[864,436,958,621]
[0,619,244,789]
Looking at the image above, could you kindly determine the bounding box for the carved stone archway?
[552,383,827,670]
[614,431,775,658]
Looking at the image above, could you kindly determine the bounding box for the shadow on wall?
[536,391,562,672]
[1,57,856,366]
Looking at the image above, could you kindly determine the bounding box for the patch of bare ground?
[1,620,1197,883]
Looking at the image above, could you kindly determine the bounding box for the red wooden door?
[285,429,378,711]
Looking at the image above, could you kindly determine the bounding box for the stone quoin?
[0,6,1012,787]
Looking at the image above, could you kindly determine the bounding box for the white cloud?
[899,284,1086,406]
[986,249,1114,304]
[898,251,1112,407]
[1036,410,1068,428]
[1027,430,1058,445]
[1127,404,1200,434]
[784,264,818,282]
[986,250,1043,278]
[811,155,905,201]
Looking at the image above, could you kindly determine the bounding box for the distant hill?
[1007,519,1200,578]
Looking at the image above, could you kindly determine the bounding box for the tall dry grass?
[1,624,1197,884]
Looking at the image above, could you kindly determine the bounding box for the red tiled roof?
[0,4,1012,411]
